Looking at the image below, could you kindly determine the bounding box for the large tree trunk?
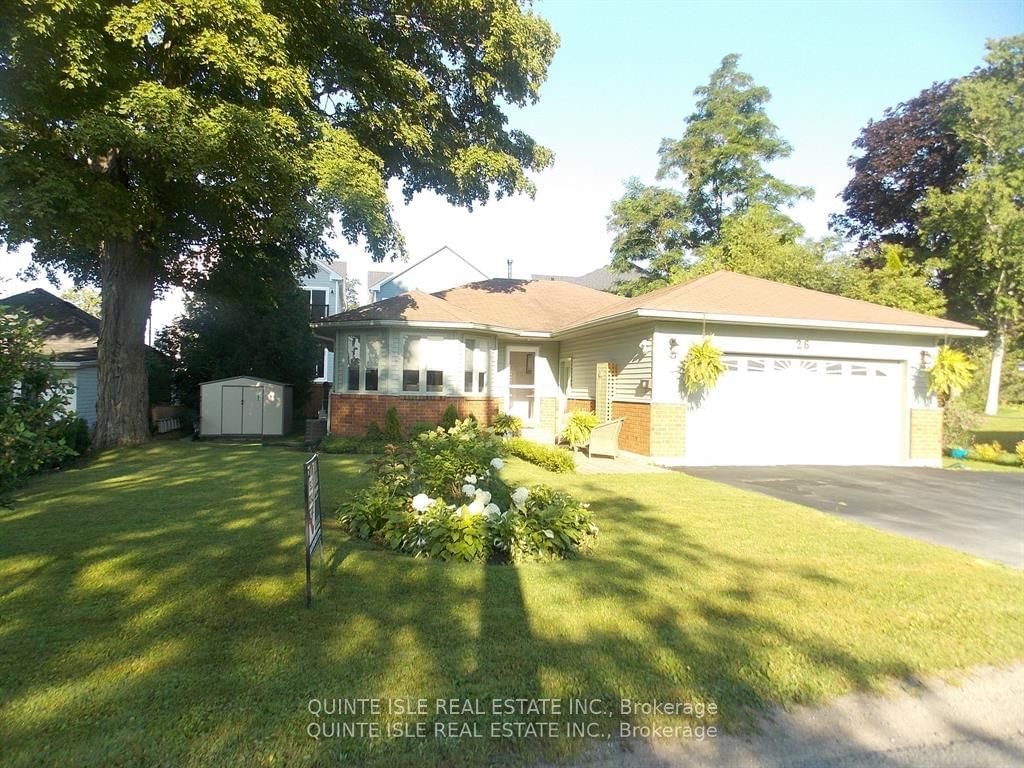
[984,329,1005,416]
[93,237,156,450]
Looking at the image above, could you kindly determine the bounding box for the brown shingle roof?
[320,279,626,332]
[0,288,100,362]
[433,279,627,332]
[318,271,981,336]
[570,271,979,332]
[322,290,478,324]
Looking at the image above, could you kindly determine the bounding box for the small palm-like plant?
[681,337,727,393]
[492,411,523,437]
[561,410,600,450]
[927,346,976,405]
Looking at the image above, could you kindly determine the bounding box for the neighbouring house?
[532,265,641,292]
[315,271,984,467]
[368,246,488,303]
[299,260,349,385]
[0,288,101,428]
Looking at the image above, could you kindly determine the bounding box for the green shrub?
[337,419,595,562]
[1,308,78,503]
[682,337,726,393]
[561,411,599,449]
[503,437,576,473]
[409,421,438,439]
[365,422,385,441]
[441,404,459,429]
[412,419,505,498]
[973,440,1003,462]
[492,411,523,437]
[51,416,90,466]
[941,398,980,449]
[319,435,386,454]
[383,408,402,442]
[1016,441,1024,467]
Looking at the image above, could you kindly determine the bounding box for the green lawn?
[971,404,1024,448]
[2,443,1023,767]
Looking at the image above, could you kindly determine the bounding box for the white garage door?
[685,355,904,466]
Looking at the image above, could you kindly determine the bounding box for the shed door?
[222,386,264,435]
[684,356,903,466]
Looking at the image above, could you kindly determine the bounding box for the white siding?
[650,323,938,409]
[559,324,654,402]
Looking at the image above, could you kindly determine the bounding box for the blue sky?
[3,0,1021,324]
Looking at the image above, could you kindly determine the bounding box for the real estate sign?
[304,454,323,607]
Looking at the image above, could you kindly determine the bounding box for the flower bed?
[338,419,597,562]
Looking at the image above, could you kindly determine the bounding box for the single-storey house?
[315,271,984,466]
[0,288,101,427]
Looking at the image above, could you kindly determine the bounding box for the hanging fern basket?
[681,337,727,393]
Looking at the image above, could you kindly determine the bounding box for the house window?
[344,333,383,392]
[464,338,489,394]
[307,289,329,320]
[403,335,446,393]
[365,337,381,391]
[403,337,421,391]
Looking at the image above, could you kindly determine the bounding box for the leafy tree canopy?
[608,54,812,289]
[831,81,966,248]
[919,35,1024,412]
[0,0,559,447]
[60,286,102,317]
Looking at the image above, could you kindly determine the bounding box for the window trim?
[400,333,448,395]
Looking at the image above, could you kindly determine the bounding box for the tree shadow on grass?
[0,444,1020,767]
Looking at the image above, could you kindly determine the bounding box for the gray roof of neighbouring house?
[367,270,394,288]
[532,265,640,292]
[325,260,348,279]
[0,288,100,363]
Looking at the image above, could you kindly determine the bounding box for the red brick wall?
[330,393,497,437]
[611,401,652,455]
[566,398,652,455]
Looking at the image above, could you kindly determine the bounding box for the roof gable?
[0,288,101,362]
[370,246,487,290]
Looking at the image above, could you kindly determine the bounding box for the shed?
[199,376,293,437]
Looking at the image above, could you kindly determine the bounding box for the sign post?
[303,454,323,608]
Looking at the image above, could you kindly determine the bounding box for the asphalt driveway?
[678,466,1024,568]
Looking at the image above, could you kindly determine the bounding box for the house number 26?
[796,339,810,350]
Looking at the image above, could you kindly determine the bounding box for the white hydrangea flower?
[461,483,476,498]
[468,499,485,516]
[474,489,492,505]
[511,487,529,508]
[464,474,478,484]
[490,457,504,470]
[411,493,433,512]
[484,503,501,518]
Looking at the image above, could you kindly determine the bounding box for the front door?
[507,348,538,423]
